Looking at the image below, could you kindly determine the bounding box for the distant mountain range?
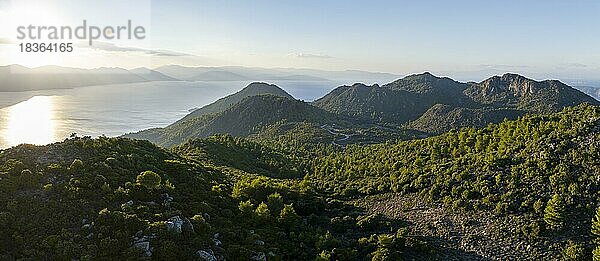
[0,64,400,92]
[0,65,175,92]
[125,73,599,147]
[152,65,399,83]
[574,86,600,101]
[316,72,598,133]
[2,63,596,146]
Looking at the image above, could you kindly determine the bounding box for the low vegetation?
[1,103,598,259]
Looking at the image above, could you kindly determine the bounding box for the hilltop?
[126,73,599,149]
[315,72,598,133]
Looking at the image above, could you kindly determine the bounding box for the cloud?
[291,53,333,59]
[558,63,588,68]
[80,41,193,57]
[479,64,530,69]
[145,49,189,57]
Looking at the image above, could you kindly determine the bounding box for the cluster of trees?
[173,134,310,179]
[307,104,599,257]
[0,103,598,259]
[0,135,432,260]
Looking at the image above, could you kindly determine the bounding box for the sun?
[4,0,64,31]
[0,0,66,67]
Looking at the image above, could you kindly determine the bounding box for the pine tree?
[544,194,566,229]
[278,204,300,226]
[592,207,600,240]
[136,171,161,190]
[255,202,271,219]
[267,192,284,214]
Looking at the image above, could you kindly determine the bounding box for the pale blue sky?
[1,0,599,81]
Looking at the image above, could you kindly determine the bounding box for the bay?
[0,80,337,149]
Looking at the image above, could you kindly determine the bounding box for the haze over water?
[0,80,336,149]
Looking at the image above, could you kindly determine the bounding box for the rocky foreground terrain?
[355,193,592,260]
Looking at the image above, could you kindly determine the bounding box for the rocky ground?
[353,193,564,260]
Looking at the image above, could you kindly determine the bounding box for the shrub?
[191,214,210,235]
[238,200,254,216]
[520,220,543,241]
[371,247,391,261]
[377,234,394,248]
[278,204,300,226]
[544,194,566,229]
[593,246,600,261]
[2,159,26,176]
[255,202,271,219]
[136,171,161,190]
[316,231,340,251]
[267,192,284,214]
[592,207,600,241]
[561,240,585,261]
[69,159,84,172]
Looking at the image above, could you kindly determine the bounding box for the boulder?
[196,249,217,261]
[251,252,266,261]
[166,216,184,233]
[166,216,194,234]
[133,241,152,257]
[122,200,134,210]
[182,217,194,234]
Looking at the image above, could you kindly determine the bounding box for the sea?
[0,80,337,149]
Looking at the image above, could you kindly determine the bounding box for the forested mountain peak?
[478,73,551,97]
[125,94,337,147]
[383,72,466,94]
[467,73,599,111]
[178,82,294,123]
[237,82,294,99]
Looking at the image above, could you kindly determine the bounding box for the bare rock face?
[182,217,195,234]
[479,73,539,97]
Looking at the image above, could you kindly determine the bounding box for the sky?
[0,0,599,81]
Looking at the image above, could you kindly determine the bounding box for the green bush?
[136,171,161,190]
[544,194,566,229]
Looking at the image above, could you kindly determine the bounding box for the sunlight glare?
[4,96,56,147]
[1,0,66,68]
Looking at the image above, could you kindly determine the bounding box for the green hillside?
[179,82,294,122]
[126,94,341,147]
[314,73,598,134]
[2,104,599,259]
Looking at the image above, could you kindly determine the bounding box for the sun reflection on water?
[3,96,56,147]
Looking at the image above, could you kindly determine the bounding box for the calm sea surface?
[0,80,337,149]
